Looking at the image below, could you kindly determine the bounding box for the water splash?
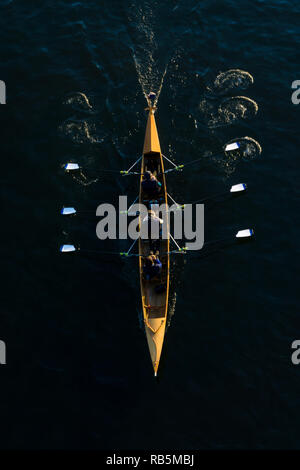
[60,118,105,144]
[214,136,262,177]
[219,95,258,120]
[199,95,258,129]
[70,171,99,187]
[133,52,168,105]
[129,2,169,107]
[166,292,177,331]
[207,69,254,95]
[60,163,98,186]
[64,92,95,113]
[225,136,262,160]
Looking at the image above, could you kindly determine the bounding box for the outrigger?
[60,95,254,376]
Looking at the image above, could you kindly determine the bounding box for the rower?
[143,253,162,281]
[142,209,163,252]
[142,170,162,198]
[148,91,156,106]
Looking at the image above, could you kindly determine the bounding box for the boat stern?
[145,314,167,377]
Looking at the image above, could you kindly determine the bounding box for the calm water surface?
[0,0,299,449]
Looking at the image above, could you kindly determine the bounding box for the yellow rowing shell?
[139,107,170,376]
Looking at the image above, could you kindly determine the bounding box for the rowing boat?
[61,103,254,377]
[139,106,170,376]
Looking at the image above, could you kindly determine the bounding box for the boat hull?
[139,108,170,376]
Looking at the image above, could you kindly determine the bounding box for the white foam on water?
[129,2,170,107]
[208,69,254,95]
[64,92,94,111]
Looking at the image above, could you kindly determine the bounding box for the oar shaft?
[169,233,181,250]
[127,237,138,254]
[162,154,178,168]
[126,156,142,173]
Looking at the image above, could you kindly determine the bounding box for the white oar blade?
[225,142,240,152]
[230,183,247,193]
[60,244,76,252]
[236,229,254,238]
[61,207,76,215]
[64,163,79,171]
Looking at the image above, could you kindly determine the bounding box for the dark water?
[1,0,299,449]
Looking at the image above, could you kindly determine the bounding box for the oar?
[235,228,254,238]
[170,183,247,210]
[60,244,77,252]
[61,207,77,216]
[60,245,120,256]
[63,160,143,176]
[185,183,247,206]
[162,141,242,174]
[59,244,142,258]
[60,193,128,217]
[165,227,253,256]
[64,162,120,174]
[203,228,254,247]
[64,163,80,171]
[224,142,241,151]
[169,234,185,252]
[60,207,99,217]
[186,228,254,261]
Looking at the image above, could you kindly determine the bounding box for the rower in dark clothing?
[142,171,162,198]
[143,254,162,281]
[148,91,156,106]
[142,210,163,252]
